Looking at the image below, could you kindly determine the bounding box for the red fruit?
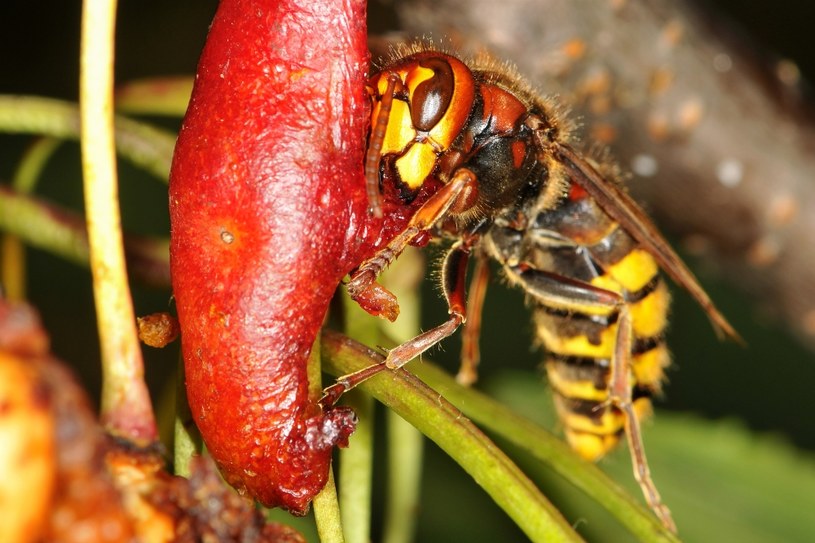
[169,0,370,514]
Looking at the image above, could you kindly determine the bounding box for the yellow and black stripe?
[529,201,672,461]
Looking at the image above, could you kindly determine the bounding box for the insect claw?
[322,360,392,407]
[319,382,349,409]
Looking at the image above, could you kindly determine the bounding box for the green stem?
[379,247,425,543]
[338,295,378,543]
[314,470,346,543]
[0,95,176,181]
[309,333,347,541]
[12,137,63,193]
[382,410,424,543]
[0,187,89,266]
[1,137,63,300]
[338,390,374,543]
[114,76,194,117]
[321,330,583,543]
[408,363,680,543]
[0,187,170,287]
[173,352,199,478]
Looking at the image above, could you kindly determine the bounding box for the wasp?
[327,44,739,532]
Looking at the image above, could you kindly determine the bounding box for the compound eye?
[410,57,455,132]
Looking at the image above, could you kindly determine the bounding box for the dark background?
[1,1,813,540]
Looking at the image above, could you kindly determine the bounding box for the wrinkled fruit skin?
[169,0,370,514]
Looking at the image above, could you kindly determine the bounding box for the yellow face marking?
[404,65,435,97]
[370,54,477,194]
[376,99,417,156]
[395,143,439,189]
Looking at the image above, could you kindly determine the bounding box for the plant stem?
[382,410,424,543]
[0,95,176,181]
[173,353,199,478]
[338,295,377,543]
[409,362,680,543]
[321,331,583,543]
[1,138,63,300]
[79,0,156,442]
[379,247,425,543]
[309,333,348,541]
[338,389,374,543]
[314,470,346,543]
[0,188,171,287]
[114,76,194,117]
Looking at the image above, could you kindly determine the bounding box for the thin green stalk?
[12,137,63,193]
[309,334,347,543]
[321,331,583,543]
[80,0,156,442]
[0,95,176,181]
[314,470,346,543]
[114,76,194,117]
[338,389,374,543]
[0,188,170,287]
[338,296,378,543]
[0,234,26,300]
[173,352,199,478]
[382,410,424,543]
[2,137,64,300]
[0,187,91,269]
[379,247,425,543]
[399,361,679,543]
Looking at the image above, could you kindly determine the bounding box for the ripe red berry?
[169,0,369,514]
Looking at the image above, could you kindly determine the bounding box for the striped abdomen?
[493,188,672,461]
